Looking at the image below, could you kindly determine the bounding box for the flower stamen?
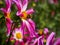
[16,32,22,39]
[5,12,10,19]
[38,29,43,35]
[21,11,28,20]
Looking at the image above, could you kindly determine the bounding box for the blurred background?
[0,0,60,45]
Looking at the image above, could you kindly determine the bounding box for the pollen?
[21,11,28,19]
[6,12,10,19]
[38,29,43,35]
[16,33,22,39]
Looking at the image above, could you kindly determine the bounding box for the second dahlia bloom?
[13,0,38,37]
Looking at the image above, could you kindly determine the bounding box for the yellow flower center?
[38,29,43,35]
[5,12,10,19]
[21,11,28,20]
[16,33,22,39]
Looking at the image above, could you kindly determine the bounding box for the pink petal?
[19,21,26,36]
[0,0,12,13]
[44,28,49,34]
[33,38,38,45]
[54,38,60,45]
[5,0,11,7]
[16,11,22,16]
[6,18,13,36]
[24,31,29,34]
[33,36,43,45]
[22,20,32,36]
[27,19,35,30]
[46,32,55,45]
[22,20,35,37]
[0,8,6,13]
[25,41,29,45]
[38,39,41,45]
[5,0,12,12]
[10,37,14,41]
[13,0,22,11]
[19,42,24,45]
[25,37,34,45]
[26,8,34,15]
[27,19,38,37]
[14,40,19,45]
[22,0,28,11]
[38,36,44,45]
